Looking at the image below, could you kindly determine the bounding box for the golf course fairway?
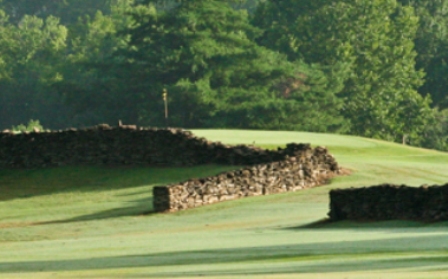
[0,130,447,279]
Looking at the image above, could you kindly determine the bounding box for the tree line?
[0,0,447,151]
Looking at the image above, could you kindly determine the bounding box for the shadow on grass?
[36,197,156,225]
[283,219,448,231]
[0,165,236,201]
[1,234,448,275]
[141,256,448,278]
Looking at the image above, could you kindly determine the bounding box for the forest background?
[0,0,447,151]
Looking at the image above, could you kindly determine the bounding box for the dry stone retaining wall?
[329,183,448,222]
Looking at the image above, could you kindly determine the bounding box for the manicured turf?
[0,130,447,278]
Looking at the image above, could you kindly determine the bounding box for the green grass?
[0,130,448,279]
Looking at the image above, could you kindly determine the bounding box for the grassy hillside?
[0,130,447,279]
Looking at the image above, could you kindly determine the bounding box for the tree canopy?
[254,0,432,143]
[118,0,346,130]
[0,0,446,151]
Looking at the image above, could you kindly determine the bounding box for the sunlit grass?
[0,130,447,278]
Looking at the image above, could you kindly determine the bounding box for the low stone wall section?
[328,183,448,222]
[0,124,339,169]
[0,123,342,212]
[154,145,340,212]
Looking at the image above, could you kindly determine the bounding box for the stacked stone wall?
[0,123,341,212]
[0,124,334,168]
[329,183,448,222]
[154,145,340,212]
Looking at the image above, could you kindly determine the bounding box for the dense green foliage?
[253,0,431,143]
[0,0,446,150]
[121,0,346,130]
[397,0,448,109]
[0,12,70,128]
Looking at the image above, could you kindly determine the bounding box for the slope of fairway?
[0,130,447,279]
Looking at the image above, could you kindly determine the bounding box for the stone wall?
[153,145,340,212]
[0,123,341,212]
[328,183,448,222]
[0,124,337,168]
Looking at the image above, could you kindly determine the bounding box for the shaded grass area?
[0,165,236,227]
[1,233,448,274]
[0,165,237,201]
[0,130,448,278]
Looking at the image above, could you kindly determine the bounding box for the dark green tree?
[418,108,448,151]
[397,0,448,109]
[0,0,127,25]
[0,12,71,129]
[54,2,138,126]
[254,0,432,143]
[121,0,347,130]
